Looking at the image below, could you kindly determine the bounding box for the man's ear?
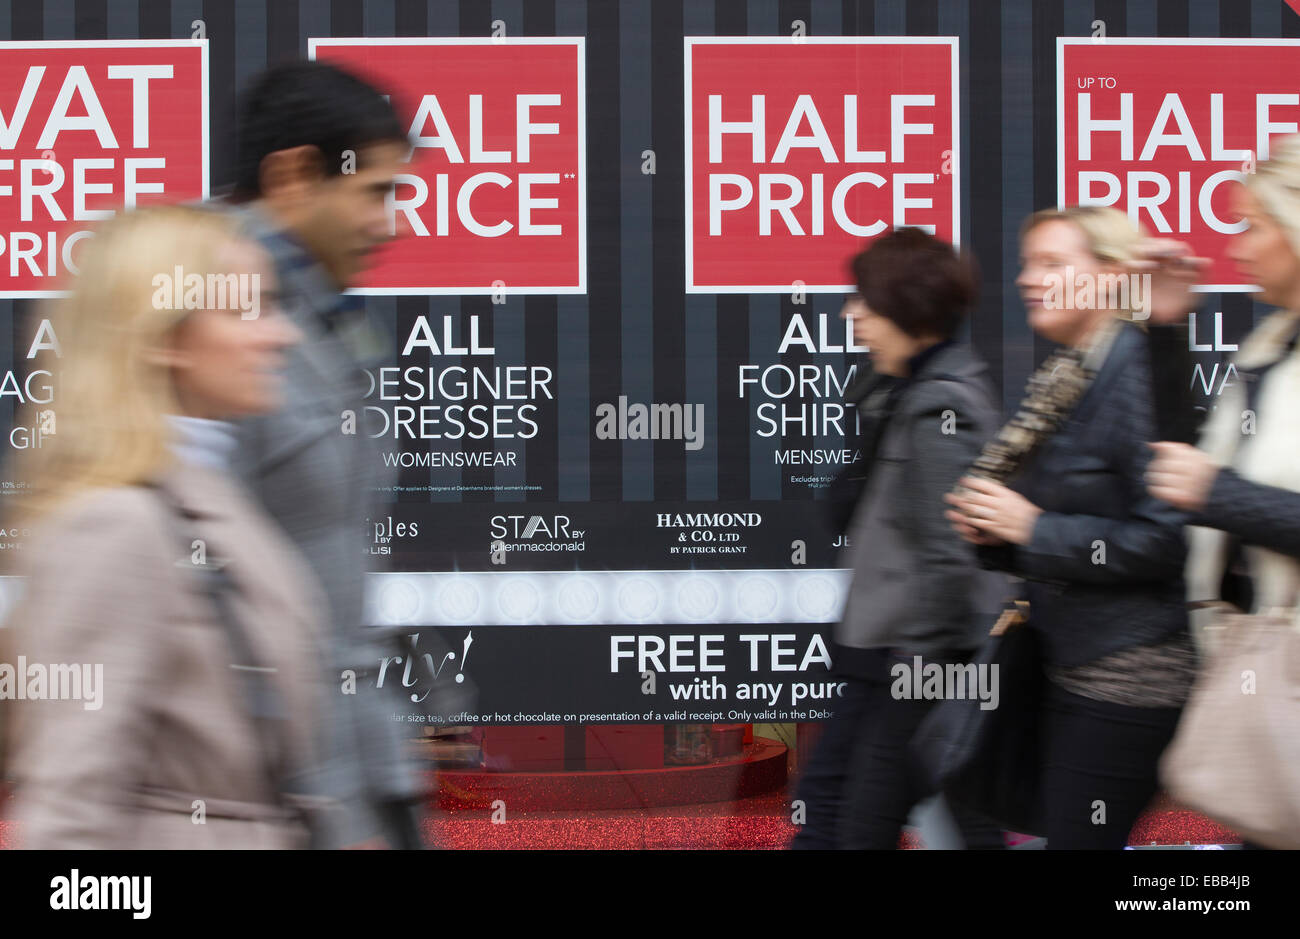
[258,145,327,207]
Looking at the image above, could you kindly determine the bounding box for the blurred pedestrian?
[792,228,1006,850]
[1148,136,1300,621]
[1147,136,1300,850]
[4,205,320,848]
[946,205,1194,849]
[225,61,427,849]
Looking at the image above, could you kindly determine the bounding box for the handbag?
[1161,320,1300,848]
[911,602,1045,835]
[910,326,1120,836]
[1159,608,1300,849]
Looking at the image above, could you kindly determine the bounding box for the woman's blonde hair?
[1244,133,1300,260]
[8,204,247,523]
[1021,204,1145,264]
[1021,205,1147,318]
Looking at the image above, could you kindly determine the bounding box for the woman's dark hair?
[232,61,409,201]
[848,228,979,339]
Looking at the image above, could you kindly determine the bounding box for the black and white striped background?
[0,0,1286,513]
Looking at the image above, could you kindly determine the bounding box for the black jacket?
[1195,469,1300,559]
[978,323,1189,667]
[837,342,1007,656]
[1146,323,1204,445]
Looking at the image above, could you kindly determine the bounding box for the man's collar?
[232,200,353,328]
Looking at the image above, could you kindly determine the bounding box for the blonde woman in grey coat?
[2,205,328,848]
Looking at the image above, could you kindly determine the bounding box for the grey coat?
[8,466,324,848]
[230,204,423,848]
[837,343,1008,655]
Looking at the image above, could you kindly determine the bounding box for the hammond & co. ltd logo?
[658,510,761,556]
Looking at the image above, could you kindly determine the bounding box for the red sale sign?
[685,37,958,294]
[1058,37,1300,291]
[310,37,586,295]
[0,40,207,297]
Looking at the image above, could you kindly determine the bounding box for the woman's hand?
[944,476,1043,546]
[944,504,1005,545]
[1146,441,1219,511]
[1126,238,1210,325]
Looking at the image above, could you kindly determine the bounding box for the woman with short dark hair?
[792,228,1006,850]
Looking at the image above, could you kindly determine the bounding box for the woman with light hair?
[945,204,1200,849]
[1148,136,1300,621]
[1,204,328,848]
[1145,135,1300,849]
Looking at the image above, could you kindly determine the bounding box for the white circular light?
[498,577,541,622]
[796,575,840,621]
[378,579,421,623]
[439,577,480,623]
[557,576,600,622]
[617,577,659,621]
[676,576,719,621]
[736,576,778,621]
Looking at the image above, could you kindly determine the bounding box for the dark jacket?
[1196,469,1300,560]
[836,342,1007,656]
[978,323,1189,668]
[1146,323,1204,445]
[1184,310,1300,617]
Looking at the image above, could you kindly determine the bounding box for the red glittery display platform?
[0,777,1247,850]
[437,737,789,811]
[422,790,1244,850]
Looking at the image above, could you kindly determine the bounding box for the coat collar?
[151,460,250,523]
[228,202,370,391]
[1063,320,1142,427]
[166,415,238,472]
[911,339,988,383]
[845,340,987,405]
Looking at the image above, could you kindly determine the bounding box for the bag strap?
[147,481,293,810]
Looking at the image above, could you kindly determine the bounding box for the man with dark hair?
[224,60,424,849]
[230,61,407,288]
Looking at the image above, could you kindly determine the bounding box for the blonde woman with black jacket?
[947,206,1197,849]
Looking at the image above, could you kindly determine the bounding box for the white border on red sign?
[683,35,961,295]
[0,39,210,299]
[308,36,588,297]
[1054,36,1300,294]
